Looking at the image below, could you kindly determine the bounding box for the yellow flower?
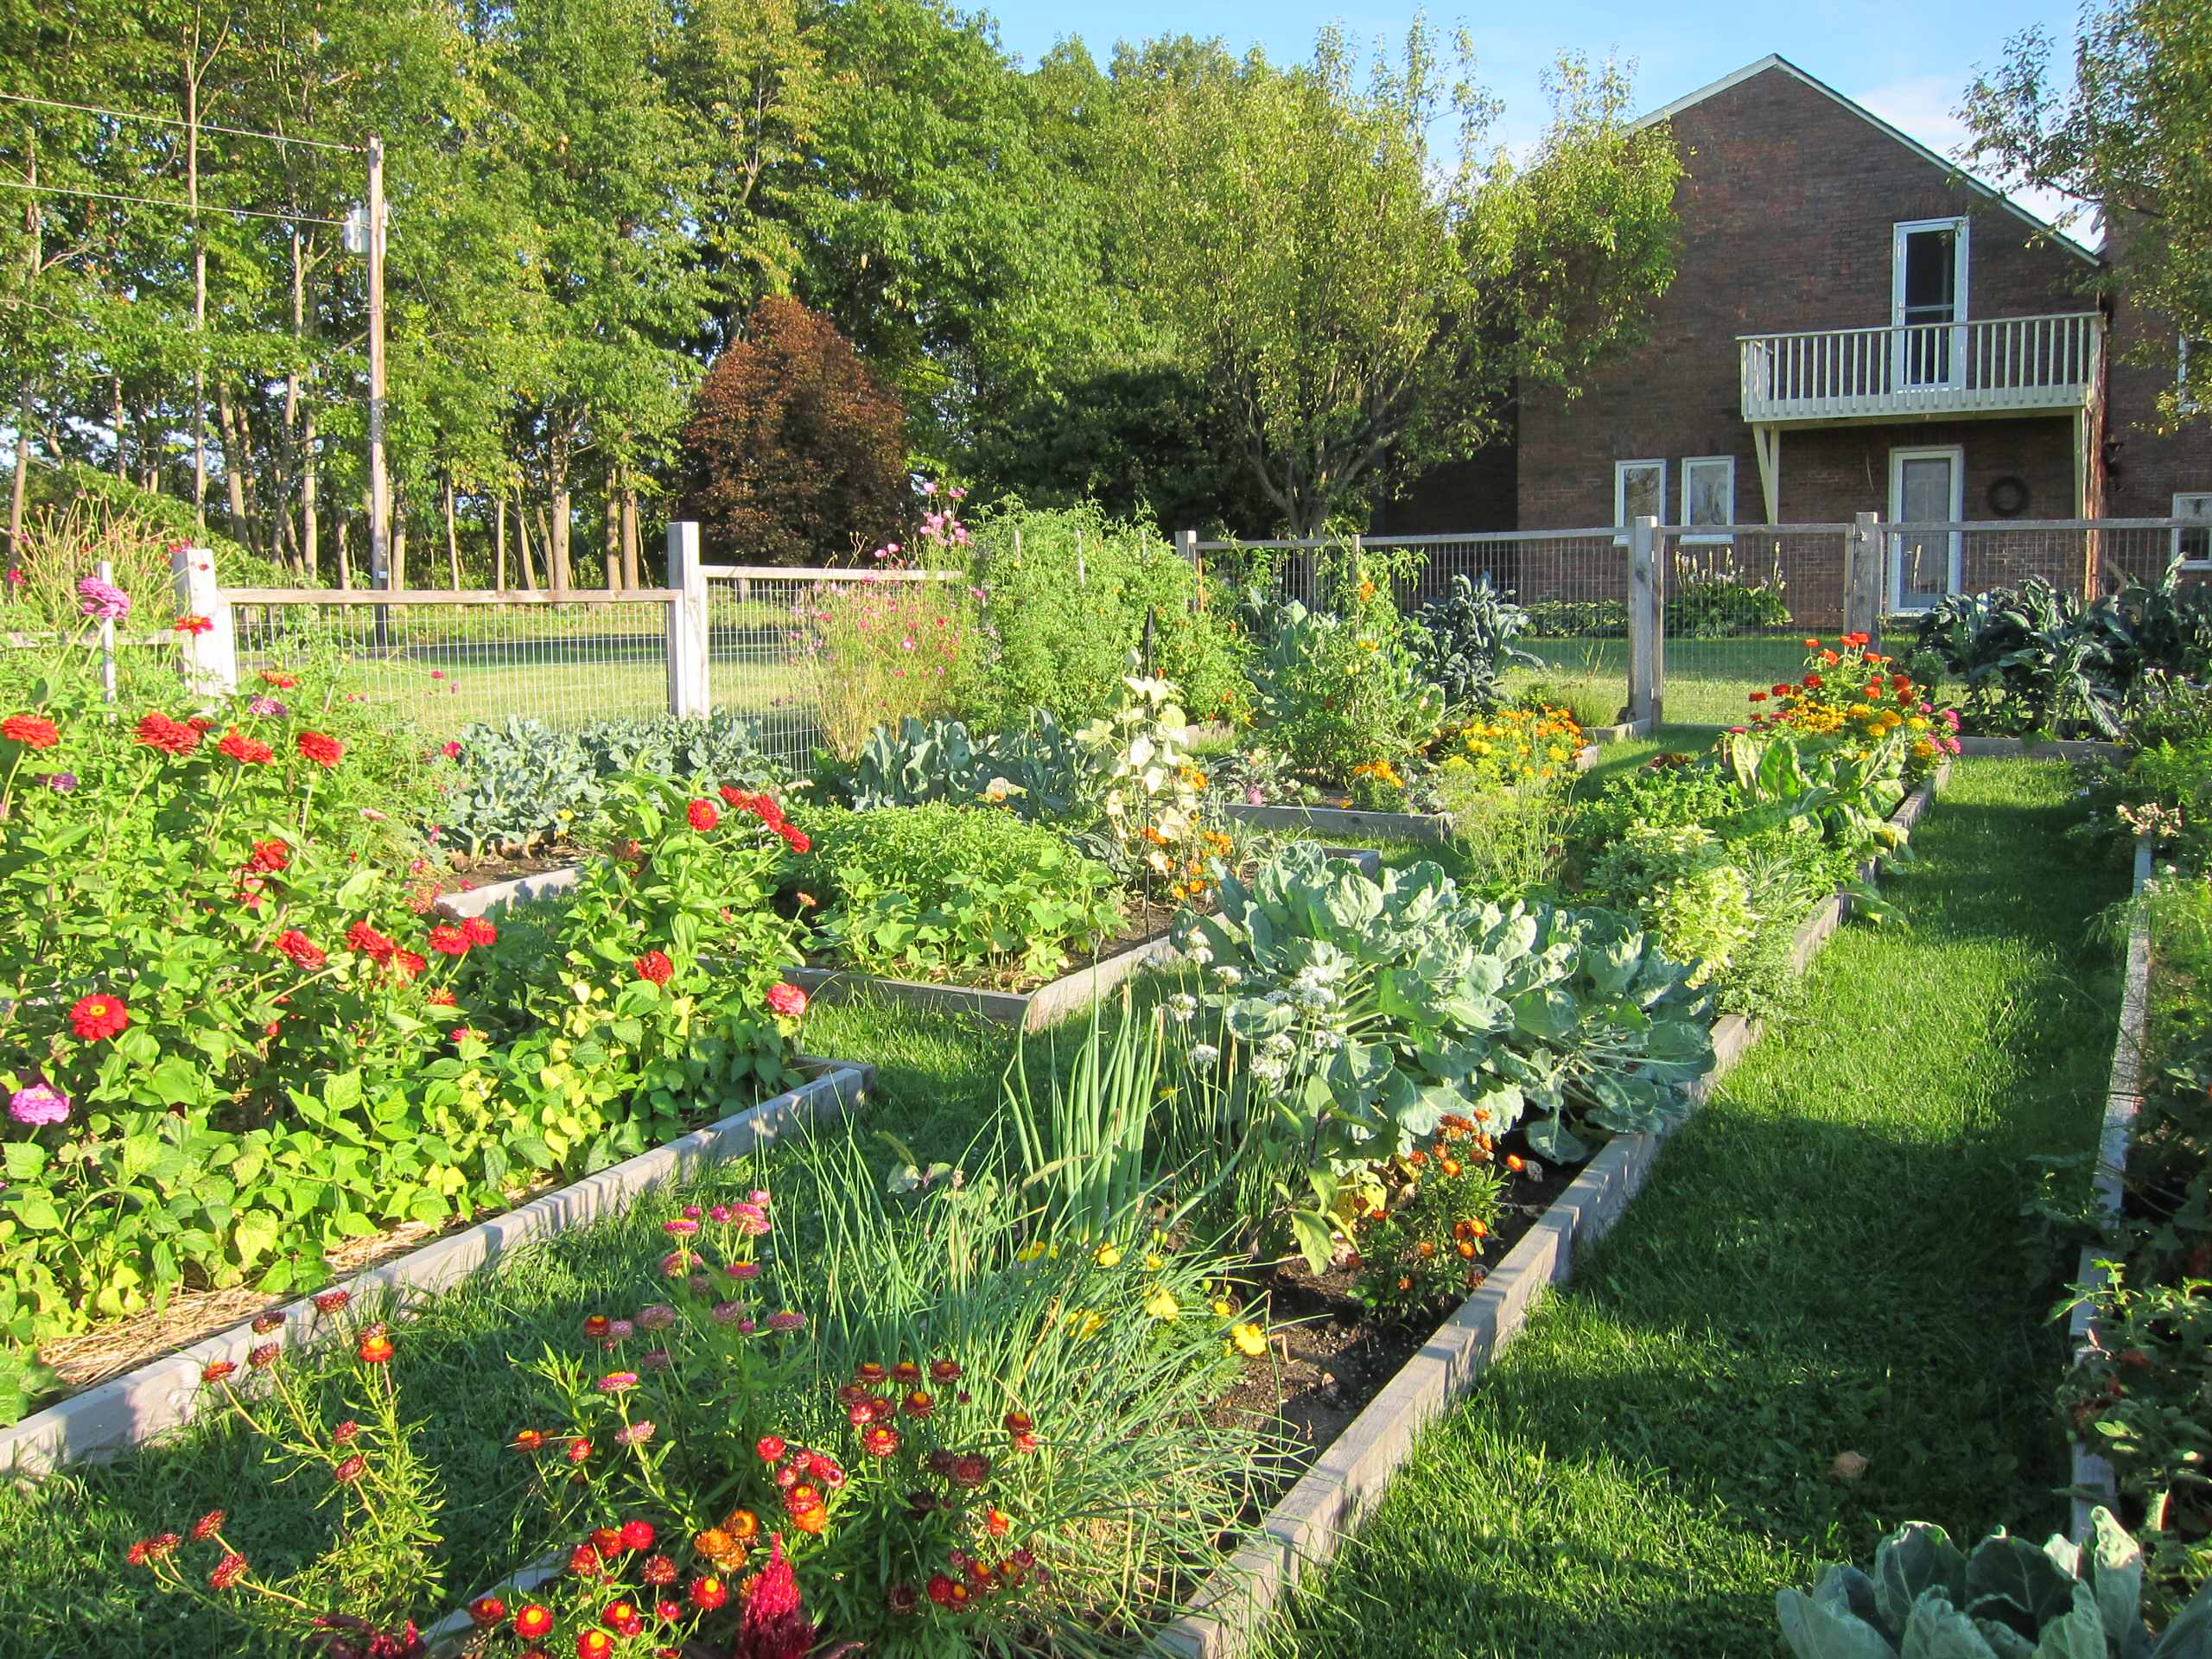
[1211,1298,1234,1319]
[1015,1242,1046,1263]
[1142,1286,1180,1320]
[1095,1243,1123,1268]
[1230,1322,1268,1358]
[1144,1253,1165,1271]
[1907,716,1929,732]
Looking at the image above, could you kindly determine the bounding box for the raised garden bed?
[0,1062,871,1478]
[1222,745,1600,844]
[2067,833,2155,1540]
[1158,764,1946,1659]
[1956,735,2124,761]
[791,847,1385,1033]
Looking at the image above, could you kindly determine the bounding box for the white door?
[1892,219,1968,391]
[1889,446,1964,612]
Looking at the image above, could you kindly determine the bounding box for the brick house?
[1382,54,2212,612]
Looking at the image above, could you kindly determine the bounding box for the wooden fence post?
[169,543,236,698]
[1847,512,1883,645]
[1627,515,1661,727]
[1176,529,1203,610]
[664,520,710,719]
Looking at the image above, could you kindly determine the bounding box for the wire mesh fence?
[226,591,678,738]
[1656,524,1850,726]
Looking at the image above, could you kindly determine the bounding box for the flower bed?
[1158,761,1946,1659]
[1221,741,1599,843]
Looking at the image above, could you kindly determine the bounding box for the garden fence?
[1192,516,2209,728]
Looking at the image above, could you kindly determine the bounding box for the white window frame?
[1886,444,1965,613]
[2182,336,2203,416]
[1613,459,1666,544]
[1891,217,1970,391]
[1679,456,1737,543]
[2175,492,2212,569]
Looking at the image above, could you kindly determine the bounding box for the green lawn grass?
[1254,758,2127,1659]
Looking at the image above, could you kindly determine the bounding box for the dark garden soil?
[443,844,580,881]
[1205,1153,1580,1481]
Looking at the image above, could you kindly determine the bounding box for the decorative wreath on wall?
[1986,475,2030,518]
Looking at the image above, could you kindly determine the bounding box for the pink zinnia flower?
[9,1082,70,1126]
[766,983,807,1019]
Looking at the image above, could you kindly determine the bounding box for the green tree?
[1961,0,2212,422]
[1111,34,1678,535]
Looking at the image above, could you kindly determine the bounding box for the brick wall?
[1515,61,2100,532]
[2101,221,2212,518]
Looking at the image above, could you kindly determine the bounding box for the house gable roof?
[1634,54,2101,265]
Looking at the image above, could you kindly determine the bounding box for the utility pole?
[365,134,391,644]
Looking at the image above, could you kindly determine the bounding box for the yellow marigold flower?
[1907,716,1929,732]
[1230,1322,1268,1358]
[1142,1286,1179,1320]
[1211,1298,1234,1319]
[1144,1253,1165,1271]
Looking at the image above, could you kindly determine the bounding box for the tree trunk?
[300,399,318,583]
[442,468,462,590]
[494,493,507,590]
[391,502,408,594]
[603,487,620,591]
[337,513,353,590]
[215,385,253,550]
[513,488,540,590]
[538,503,560,594]
[621,486,640,588]
[187,54,207,527]
[546,431,573,594]
[111,376,127,481]
[7,381,29,563]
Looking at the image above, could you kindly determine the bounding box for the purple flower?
[635,1303,676,1332]
[40,772,77,794]
[640,1347,671,1370]
[725,1261,761,1281]
[710,1300,747,1325]
[75,575,130,623]
[607,1319,634,1343]
[765,1312,805,1333]
[247,696,287,718]
[8,1082,70,1127]
[613,1420,656,1446]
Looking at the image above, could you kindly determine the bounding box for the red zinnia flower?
[261,671,298,690]
[173,613,213,636]
[218,728,274,765]
[247,838,291,874]
[392,950,426,981]
[190,1510,226,1541]
[135,711,201,755]
[69,995,129,1041]
[635,950,673,985]
[296,730,344,768]
[779,824,811,854]
[345,921,396,962]
[461,916,497,948]
[1,714,59,750]
[686,798,718,833]
[766,982,807,1019]
[208,1552,249,1590]
[427,924,470,957]
[514,1605,555,1640]
[275,929,327,971]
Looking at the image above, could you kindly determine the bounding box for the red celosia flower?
[248,838,291,874]
[689,1576,728,1611]
[514,1605,555,1640]
[469,1597,507,1629]
[461,916,497,948]
[735,1535,813,1659]
[686,798,718,833]
[619,1520,655,1553]
[275,929,327,972]
[296,730,344,768]
[1,714,59,750]
[190,1510,226,1541]
[426,924,470,957]
[634,950,674,986]
[135,711,201,756]
[357,1330,395,1365]
[208,1552,249,1590]
[333,1454,367,1484]
[346,921,396,962]
[173,613,213,636]
[69,995,129,1041]
[218,728,275,765]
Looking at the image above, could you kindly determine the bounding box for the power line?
[0,89,365,154]
[0,179,347,227]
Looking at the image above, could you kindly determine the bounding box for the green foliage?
[1171,840,1716,1179]
[1415,574,1539,709]
[1775,1507,2212,1659]
[441,712,782,855]
[1586,823,1760,990]
[798,803,1125,986]
[1351,1147,1508,1322]
[1076,673,1228,899]
[1663,571,1791,639]
[1523,596,1630,639]
[1002,991,1166,1249]
[1248,555,1443,783]
[841,711,1083,820]
[963,502,1246,730]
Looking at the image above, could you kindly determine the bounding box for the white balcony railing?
[1739,312,2102,423]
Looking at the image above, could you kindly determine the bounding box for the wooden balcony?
[1738,312,2102,425]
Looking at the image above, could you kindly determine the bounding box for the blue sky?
[982,0,2082,223]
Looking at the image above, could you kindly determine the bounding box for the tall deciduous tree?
[679,295,908,566]
[1112,34,1678,534]
[1961,0,2212,421]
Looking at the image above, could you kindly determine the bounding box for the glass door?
[1892,219,1967,391]
[1889,446,1964,612]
